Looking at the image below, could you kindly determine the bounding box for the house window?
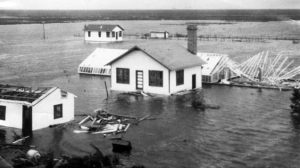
[54,104,63,119]
[176,70,184,85]
[117,68,130,84]
[112,32,115,37]
[106,32,110,37]
[98,31,101,37]
[149,70,163,87]
[119,31,122,37]
[88,31,91,37]
[61,90,68,98]
[0,106,6,120]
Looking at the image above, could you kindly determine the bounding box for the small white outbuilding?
[0,85,76,131]
[106,44,206,95]
[84,24,124,42]
[149,31,169,39]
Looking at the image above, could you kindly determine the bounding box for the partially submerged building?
[79,25,206,95]
[106,25,205,95]
[78,48,127,76]
[84,24,124,42]
[106,45,205,95]
[0,84,76,132]
[197,53,231,83]
[149,31,169,39]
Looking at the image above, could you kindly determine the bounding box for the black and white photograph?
[0,0,300,167]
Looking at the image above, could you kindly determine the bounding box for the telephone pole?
[42,22,46,40]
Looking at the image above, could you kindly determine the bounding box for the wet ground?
[0,21,300,168]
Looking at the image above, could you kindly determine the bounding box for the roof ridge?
[84,24,124,31]
[106,44,205,70]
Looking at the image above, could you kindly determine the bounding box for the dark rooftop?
[84,24,124,32]
[107,42,206,70]
[0,84,52,103]
[140,43,206,70]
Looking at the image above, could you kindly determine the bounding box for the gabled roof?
[150,31,169,34]
[197,53,228,75]
[84,24,124,32]
[79,48,128,68]
[106,43,206,70]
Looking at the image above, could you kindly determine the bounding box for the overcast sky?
[0,0,299,10]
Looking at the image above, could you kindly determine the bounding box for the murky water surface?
[0,22,300,168]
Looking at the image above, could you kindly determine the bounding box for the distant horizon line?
[1,8,300,11]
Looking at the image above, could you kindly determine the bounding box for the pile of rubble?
[236,51,300,85]
[74,109,151,136]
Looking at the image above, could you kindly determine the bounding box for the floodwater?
[0,21,300,168]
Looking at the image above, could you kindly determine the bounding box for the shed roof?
[150,31,169,34]
[79,48,128,68]
[106,43,206,70]
[197,53,228,75]
[84,24,124,32]
[0,84,52,103]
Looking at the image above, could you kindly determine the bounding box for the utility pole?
[42,22,46,40]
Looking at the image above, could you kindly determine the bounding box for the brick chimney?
[187,25,198,54]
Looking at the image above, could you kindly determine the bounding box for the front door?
[116,32,118,40]
[136,70,143,90]
[22,105,32,136]
[192,74,196,89]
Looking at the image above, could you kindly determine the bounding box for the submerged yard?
[0,20,300,167]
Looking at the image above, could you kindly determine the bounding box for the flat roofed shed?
[0,84,51,103]
[197,53,228,76]
[150,31,169,34]
[78,48,128,75]
[84,24,124,32]
[107,43,206,70]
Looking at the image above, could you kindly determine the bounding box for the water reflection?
[291,116,300,130]
[0,76,296,167]
[0,129,6,143]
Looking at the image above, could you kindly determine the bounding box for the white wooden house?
[84,24,124,42]
[0,85,76,131]
[150,31,169,39]
[106,44,206,95]
[78,48,127,76]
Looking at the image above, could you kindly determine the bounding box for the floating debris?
[233,51,300,88]
[12,136,30,145]
[74,109,151,135]
[121,91,153,97]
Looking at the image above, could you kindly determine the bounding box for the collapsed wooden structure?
[208,51,300,87]
[236,51,300,84]
[74,109,134,135]
[74,109,153,136]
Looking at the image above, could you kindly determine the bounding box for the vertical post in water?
[104,81,109,99]
[22,105,32,137]
[42,22,46,40]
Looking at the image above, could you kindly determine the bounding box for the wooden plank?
[273,57,288,78]
[277,60,294,77]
